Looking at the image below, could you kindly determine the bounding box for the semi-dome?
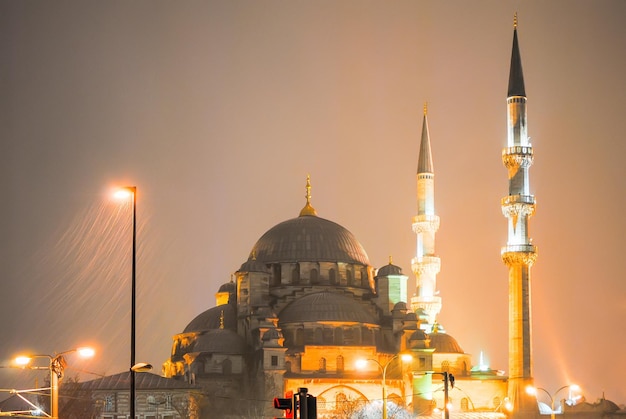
[183,304,236,333]
[279,291,377,325]
[193,329,248,354]
[250,214,370,265]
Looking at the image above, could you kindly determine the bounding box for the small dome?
[279,292,377,325]
[404,312,417,321]
[262,328,283,341]
[218,281,236,293]
[410,329,429,342]
[193,329,248,354]
[183,304,236,333]
[428,331,464,353]
[377,263,403,277]
[393,301,407,311]
[238,257,270,273]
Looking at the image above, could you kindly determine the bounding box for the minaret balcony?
[502,146,534,169]
[412,214,440,234]
[411,256,441,276]
[501,244,538,267]
[501,195,536,218]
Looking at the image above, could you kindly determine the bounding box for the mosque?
[160,20,532,419]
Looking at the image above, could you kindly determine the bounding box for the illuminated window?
[442,360,450,372]
[337,355,344,372]
[319,357,327,372]
[461,398,469,411]
[104,394,115,412]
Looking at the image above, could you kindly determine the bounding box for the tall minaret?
[500,15,538,416]
[410,104,441,331]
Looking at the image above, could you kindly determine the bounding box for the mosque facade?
[160,22,530,419]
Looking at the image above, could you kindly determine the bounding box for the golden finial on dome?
[389,255,393,265]
[423,102,428,116]
[299,174,318,217]
[513,12,518,28]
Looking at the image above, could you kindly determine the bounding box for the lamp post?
[115,186,137,419]
[526,384,580,419]
[357,353,413,419]
[14,347,95,419]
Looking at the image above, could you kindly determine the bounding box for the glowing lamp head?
[114,187,135,200]
[14,356,32,366]
[355,359,368,370]
[569,384,580,392]
[526,386,537,396]
[400,354,413,363]
[77,347,95,358]
[504,398,513,412]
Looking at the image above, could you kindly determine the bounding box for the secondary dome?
[279,291,377,325]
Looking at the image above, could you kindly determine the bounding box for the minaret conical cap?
[508,14,526,97]
[417,103,434,174]
[299,174,318,216]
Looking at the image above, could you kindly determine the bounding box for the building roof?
[79,372,197,391]
[279,291,378,325]
[508,24,526,97]
[250,213,371,266]
[193,329,248,354]
[183,303,236,333]
[428,331,465,354]
[417,110,434,174]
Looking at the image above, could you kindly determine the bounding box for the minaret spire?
[500,18,538,417]
[410,104,441,331]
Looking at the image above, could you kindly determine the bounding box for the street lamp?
[14,347,95,419]
[356,353,413,419]
[526,384,580,419]
[114,186,137,419]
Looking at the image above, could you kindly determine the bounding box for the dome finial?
[423,102,428,116]
[513,12,518,28]
[389,255,393,265]
[299,174,318,216]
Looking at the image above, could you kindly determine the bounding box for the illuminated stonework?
[501,246,538,267]
[502,146,534,169]
[412,214,440,234]
[411,256,441,277]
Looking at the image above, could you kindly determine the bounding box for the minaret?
[410,104,441,331]
[500,15,538,416]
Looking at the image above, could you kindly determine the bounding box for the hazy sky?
[1,0,625,405]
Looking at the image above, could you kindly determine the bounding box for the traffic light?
[273,391,295,419]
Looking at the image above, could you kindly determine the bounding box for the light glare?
[14,356,31,366]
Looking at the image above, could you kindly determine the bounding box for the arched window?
[222,358,232,374]
[295,328,304,346]
[329,268,337,284]
[361,269,368,287]
[336,393,347,412]
[315,328,323,344]
[319,358,326,372]
[285,361,292,373]
[346,269,353,285]
[334,328,343,345]
[292,264,300,283]
[336,355,344,372]
[442,360,450,372]
[461,398,469,412]
[311,268,319,284]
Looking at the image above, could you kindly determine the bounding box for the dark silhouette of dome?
[183,304,236,333]
[193,329,248,354]
[377,263,403,276]
[218,281,236,293]
[250,215,370,265]
[279,291,377,325]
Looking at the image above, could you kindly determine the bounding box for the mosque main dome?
[249,214,371,266]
